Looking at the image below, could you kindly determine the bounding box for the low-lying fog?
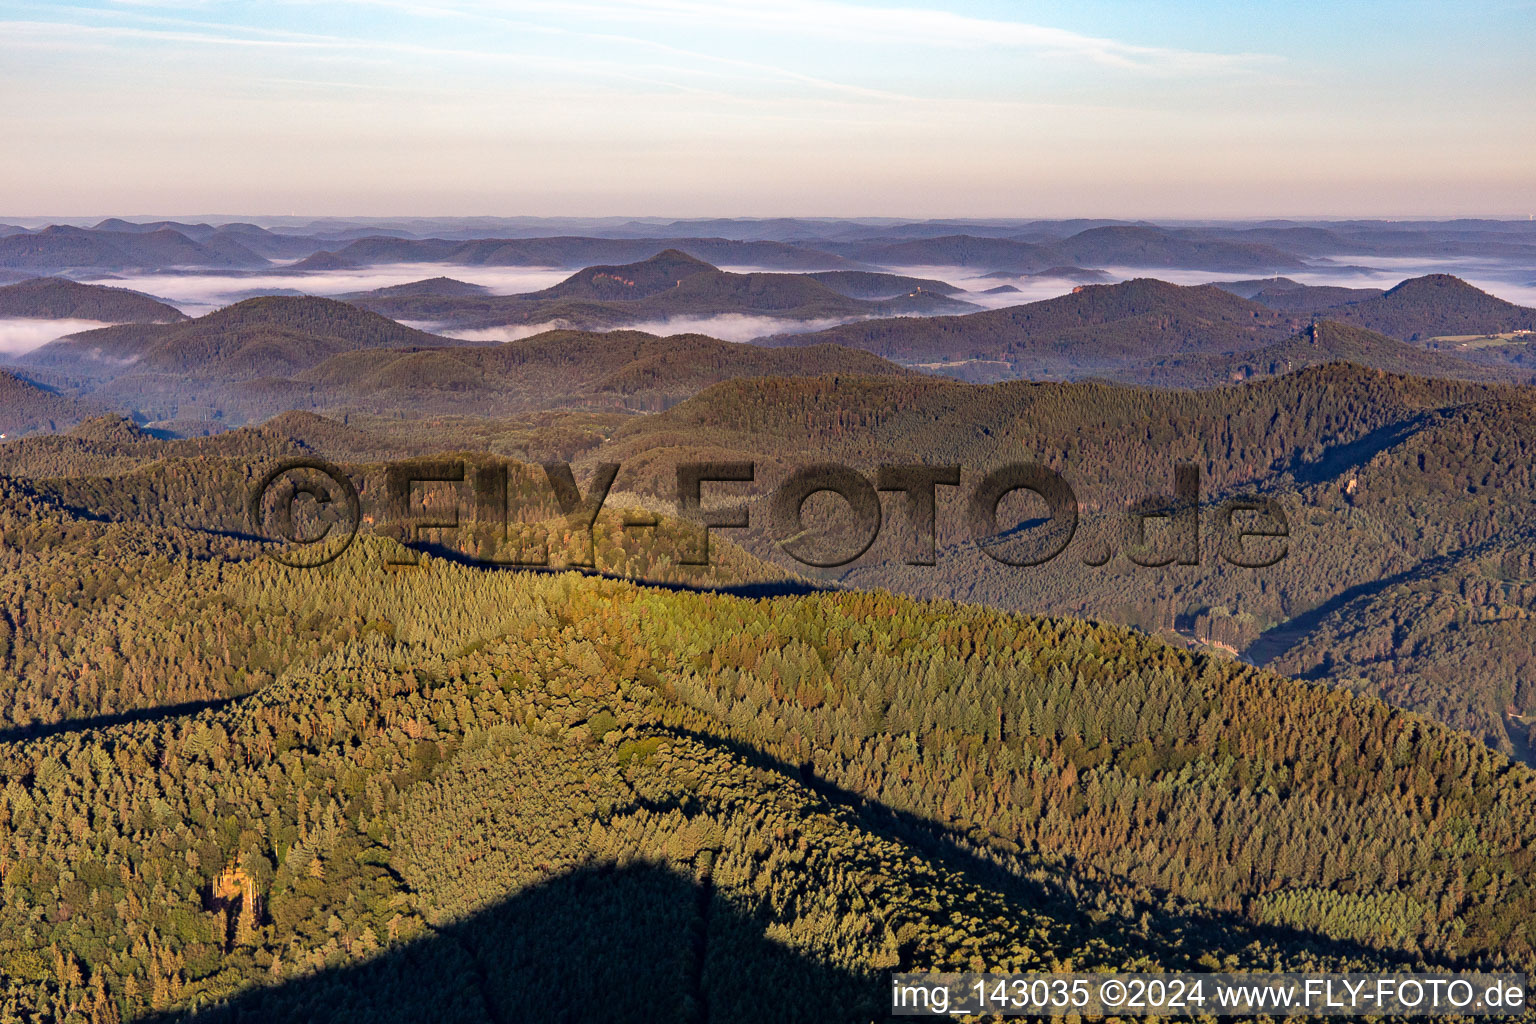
[76,265,576,317]
[0,318,118,357]
[431,315,860,345]
[10,253,1531,355]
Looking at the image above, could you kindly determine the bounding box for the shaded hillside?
[834,225,1309,274]
[1211,277,1385,310]
[281,330,913,414]
[321,235,866,270]
[0,276,188,322]
[522,248,717,300]
[1039,225,1308,273]
[771,278,1297,378]
[596,363,1536,759]
[1321,274,1536,340]
[0,370,96,436]
[0,225,268,271]
[1120,321,1526,388]
[803,269,964,298]
[354,257,977,331]
[23,296,451,380]
[346,277,492,299]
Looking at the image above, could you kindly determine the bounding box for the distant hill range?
[346,277,493,299]
[1210,277,1386,310]
[770,278,1300,378]
[0,277,188,322]
[305,235,870,271]
[770,274,1536,384]
[268,329,912,416]
[23,296,450,380]
[15,293,911,423]
[0,224,270,271]
[829,225,1310,274]
[349,250,979,331]
[1211,275,1536,340]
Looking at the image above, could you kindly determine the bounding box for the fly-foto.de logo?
[249,458,1289,571]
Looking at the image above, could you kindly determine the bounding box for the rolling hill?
[346,277,493,299]
[834,225,1310,274]
[1317,274,1536,340]
[1211,277,1386,310]
[802,269,965,298]
[1037,225,1309,274]
[267,330,914,415]
[0,224,269,272]
[318,235,866,271]
[23,296,451,379]
[0,276,188,322]
[1120,320,1526,387]
[595,361,1536,761]
[351,252,978,331]
[771,278,1298,378]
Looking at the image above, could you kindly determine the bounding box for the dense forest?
[3,219,1536,1020]
[2,497,1534,1021]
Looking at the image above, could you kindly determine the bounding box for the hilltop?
[1318,273,1536,339]
[0,276,188,323]
[1122,320,1525,387]
[772,278,1297,378]
[352,251,978,331]
[1210,277,1385,310]
[522,248,717,300]
[316,235,867,271]
[23,296,450,380]
[346,277,493,299]
[0,224,268,272]
[278,329,913,415]
[833,225,1309,274]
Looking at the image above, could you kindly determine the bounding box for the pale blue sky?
[1,0,1531,217]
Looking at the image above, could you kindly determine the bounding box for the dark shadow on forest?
[1287,414,1432,487]
[649,724,1450,973]
[136,725,1446,1024]
[1242,550,1463,666]
[403,539,832,599]
[140,862,882,1024]
[0,696,240,745]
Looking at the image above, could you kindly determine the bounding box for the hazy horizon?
[3,0,1533,218]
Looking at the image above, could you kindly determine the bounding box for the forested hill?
[1309,274,1536,340]
[768,278,1297,377]
[0,225,268,272]
[832,225,1309,274]
[22,297,452,379]
[0,502,1533,1020]
[349,254,978,331]
[0,278,188,323]
[0,371,98,437]
[595,362,1536,763]
[522,248,718,300]
[288,330,911,414]
[1122,320,1527,388]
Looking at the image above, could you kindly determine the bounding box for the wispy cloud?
[383,0,1272,74]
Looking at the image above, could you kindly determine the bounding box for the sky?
[1,0,1533,218]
